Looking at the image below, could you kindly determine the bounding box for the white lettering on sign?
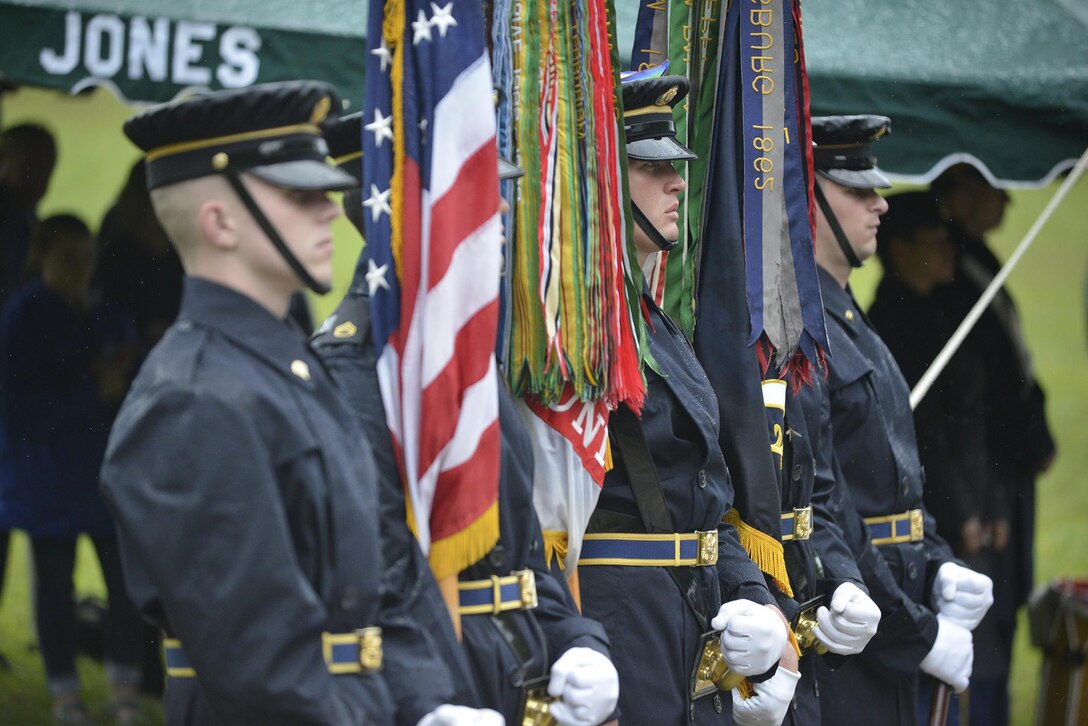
[173,21,215,85]
[128,17,169,82]
[37,11,261,89]
[218,26,261,87]
[84,14,125,77]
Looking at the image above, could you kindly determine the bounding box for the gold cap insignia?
[291,360,311,380]
[656,86,678,106]
[310,96,332,125]
[333,321,358,338]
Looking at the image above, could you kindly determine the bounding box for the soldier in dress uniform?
[311,112,620,726]
[99,81,494,726]
[797,115,995,725]
[575,70,790,724]
[749,371,881,725]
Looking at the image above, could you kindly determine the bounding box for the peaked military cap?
[125,81,356,192]
[324,111,364,184]
[621,69,696,162]
[811,114,892,190]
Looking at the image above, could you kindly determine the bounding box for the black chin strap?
[222,171,332,295]
[631,201,679,253]
[814,181,863,269]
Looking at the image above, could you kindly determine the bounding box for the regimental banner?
[0,4,364,103]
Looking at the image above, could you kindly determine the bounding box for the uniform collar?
[177,276,318,386]
[818,265,866,335]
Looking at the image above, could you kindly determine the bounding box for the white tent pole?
[909,146,1088,411]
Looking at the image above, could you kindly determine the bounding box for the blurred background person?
[0,123,57,303]
[929,164,1056,726]
[97,160,182,362]
[0,123,57,639]
[0,214,146,725]
[869,191,1002,725]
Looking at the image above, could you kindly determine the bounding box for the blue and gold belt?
[458,569,539,615]
[864,509,924,546]
[781,506,813,542]
[578,530,719,567]
[164,627,383,678]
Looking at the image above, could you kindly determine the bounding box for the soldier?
[312,112,619,726]
[799,115,994,724]
[100,82,490,726]
[575,71,790,724]
[748,369,881,726]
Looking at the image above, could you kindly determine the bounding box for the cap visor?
[626,136,697,162]
[819,167,891,190]
[498,157,525,181]
[249,159,359,192]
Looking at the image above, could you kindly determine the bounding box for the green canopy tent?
[3,0,1085,185]
[0,0,368,105]
[613,0,1088,187]
[801,0,1088,187]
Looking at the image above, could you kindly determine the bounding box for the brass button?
[291,360,311,380]
[845,309,855,323]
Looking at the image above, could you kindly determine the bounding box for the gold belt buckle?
[691,631,744,699]
[793,506,813,540]
[909,509,924,542]
[696,530,719,565]
[357,626,383,672]
[521,675,557,726]
[517,569,539,610]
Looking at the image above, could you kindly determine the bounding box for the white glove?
[811,582,882,655]
[919,614,973,693]
[731,667,801,726]
[547,647,619,726]
[415,705,505,726]
[712,600,788,677]
[931,562,994,630]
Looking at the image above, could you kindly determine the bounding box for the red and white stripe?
[377,53,502,553]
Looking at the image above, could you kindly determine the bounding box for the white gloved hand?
[712,600,788,677]
[919,614,973,693]
[931,562,994,630]
[415,705,505,726]
[547,647,619,726]
[811,582,882,655]
[731,666,801,726]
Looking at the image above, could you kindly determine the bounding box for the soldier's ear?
[197,198,238,251]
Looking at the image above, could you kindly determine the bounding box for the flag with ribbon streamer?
[495,0,643,577]
[363,0,502,580]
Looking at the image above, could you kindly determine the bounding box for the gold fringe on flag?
[427,501,501,582]
[723,508,793,598]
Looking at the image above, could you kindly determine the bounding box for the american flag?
[363,0,501,579]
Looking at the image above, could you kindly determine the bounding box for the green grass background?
[1,87,1085,724]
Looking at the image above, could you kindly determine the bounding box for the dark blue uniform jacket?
[100,278,393,725]
[580,293,774,724]
[313,287,610,724]
[801,267,956,726]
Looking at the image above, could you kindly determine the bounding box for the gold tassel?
[736,678,756,699]
[427,501,500,581]
[541,530,570,571]
[723,509,794,597]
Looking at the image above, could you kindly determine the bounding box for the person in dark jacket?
[799,116,994,725]
[0,213,144,724]
[312,111,618,726]
[100,82,401,726]
[756,373,881,725]
[928,164,1054,726]
[576,70,790,725]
